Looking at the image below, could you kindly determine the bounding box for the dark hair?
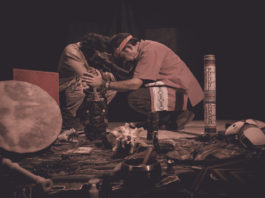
[79,32,137,80]
[80,33,111,57]
[110,33,139,53]
[79,33,113,72]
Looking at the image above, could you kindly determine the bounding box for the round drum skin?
[0,80,62,153]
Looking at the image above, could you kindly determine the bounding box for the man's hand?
[81,69,104,88]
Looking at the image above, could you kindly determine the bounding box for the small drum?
[225,119,265,149]
[238,124,265,148]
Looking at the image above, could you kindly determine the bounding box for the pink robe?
[133,40,204,112]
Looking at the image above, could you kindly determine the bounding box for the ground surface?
[1,120,264,198]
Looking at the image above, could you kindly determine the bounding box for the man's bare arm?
[108,78,143,91]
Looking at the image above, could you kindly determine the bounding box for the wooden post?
[204,54,216,133]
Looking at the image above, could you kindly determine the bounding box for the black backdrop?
[1,0,264,122]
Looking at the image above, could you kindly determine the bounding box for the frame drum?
[0,80,62,153]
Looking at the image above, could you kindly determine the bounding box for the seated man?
[85,33,204,130]
[58,33,117,131]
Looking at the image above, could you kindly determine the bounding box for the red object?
[13,68,59,104]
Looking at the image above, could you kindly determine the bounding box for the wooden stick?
[1,158,53,192]
[142,146,154,165]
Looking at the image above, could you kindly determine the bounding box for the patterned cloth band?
[145,81,187,112]
[114,35,133,57]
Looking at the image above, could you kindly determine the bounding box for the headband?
[114,35,133,57]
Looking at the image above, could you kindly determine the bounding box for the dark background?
[1,0,264,122]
